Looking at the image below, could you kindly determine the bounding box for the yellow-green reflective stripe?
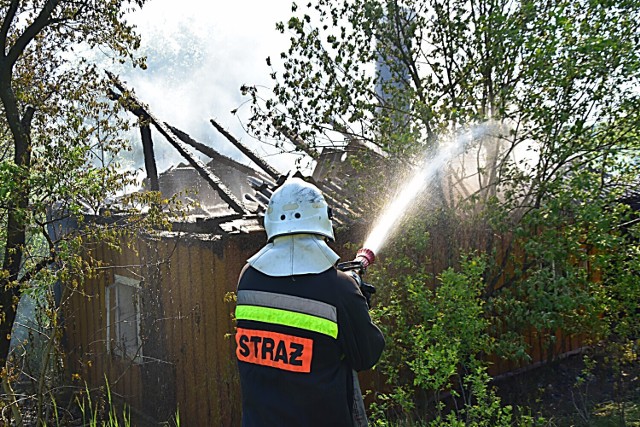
[236,305,338,339]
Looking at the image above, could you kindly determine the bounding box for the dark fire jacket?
[235,264,385,427]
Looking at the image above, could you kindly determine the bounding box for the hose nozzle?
[336,247,377,308]
[354,248,375,269]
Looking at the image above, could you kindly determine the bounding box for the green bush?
[368,223,540,425]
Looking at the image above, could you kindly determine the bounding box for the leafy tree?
[0,1,183,422]
[245,0,639,199]
[243,0,640,422]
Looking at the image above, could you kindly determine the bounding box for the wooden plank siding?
[63,229,262,426]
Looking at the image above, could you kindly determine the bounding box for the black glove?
[359,282,376,309]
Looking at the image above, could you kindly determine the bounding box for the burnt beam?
[140,119,160,192]
[107,89,160,191]
[209,118,280,180]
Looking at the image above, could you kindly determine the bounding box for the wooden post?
[140,118,160,192]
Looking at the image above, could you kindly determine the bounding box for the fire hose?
[337,248,377,308]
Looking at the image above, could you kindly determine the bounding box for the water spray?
[363,125,488,255]
[337,125,488,305]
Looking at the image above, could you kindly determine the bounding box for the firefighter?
[235,177,385,427]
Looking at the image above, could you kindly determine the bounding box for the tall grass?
[68,380,181,427]
[75,379,130,427]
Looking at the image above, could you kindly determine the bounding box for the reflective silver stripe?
[237,290,337,323]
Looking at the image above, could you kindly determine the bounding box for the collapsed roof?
[107,73,383,234]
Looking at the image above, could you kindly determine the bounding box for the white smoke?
[120,0,304,175]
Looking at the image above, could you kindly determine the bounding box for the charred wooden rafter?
[140,121,160,191]
[209,118,280,180]
[167,124,266,179]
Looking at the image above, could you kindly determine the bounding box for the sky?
[121,0,303,175]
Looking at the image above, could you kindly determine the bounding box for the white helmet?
[264,177,334,241]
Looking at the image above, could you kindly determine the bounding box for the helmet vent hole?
[294,212,301,219]
[280,215,286,220]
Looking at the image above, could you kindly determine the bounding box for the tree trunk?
[0,70,33,365]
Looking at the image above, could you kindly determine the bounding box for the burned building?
[61,75,373,426]
[61,74,593,426]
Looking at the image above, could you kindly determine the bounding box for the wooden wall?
[64,229,264,426]
[63,239,145,411]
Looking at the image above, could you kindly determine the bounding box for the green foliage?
[361,207,532,425]
[491,154,640,355]
[369,237,541,425]
[76,380,131,427]
[429,367,540,427]
[247,2,640,424]
[407,258,488,391]
[0,1,189,424]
